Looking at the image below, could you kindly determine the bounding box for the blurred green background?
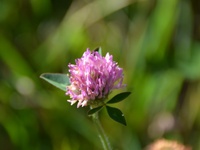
[1,0,200,149]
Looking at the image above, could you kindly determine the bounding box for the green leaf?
[88,106,103,116]
[107,92,131,104]
[93,47,102,56]
[106,106,126,126]
[40,73,70,91]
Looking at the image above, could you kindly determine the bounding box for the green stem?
[92,112,112,150]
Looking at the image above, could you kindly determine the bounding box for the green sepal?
[88,106,103,116]
[40,73,70,91]
[107,92,131,104]
[106,106,126,126]
[93,47,102,56]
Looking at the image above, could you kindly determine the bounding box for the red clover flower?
[66,48,125,108]
[40,47,130,126]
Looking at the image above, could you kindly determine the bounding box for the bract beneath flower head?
[66,48,125,108]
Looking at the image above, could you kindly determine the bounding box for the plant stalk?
[92,112,112,150]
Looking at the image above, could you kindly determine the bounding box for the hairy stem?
[92,112,112,150]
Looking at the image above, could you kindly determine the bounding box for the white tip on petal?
[81,100,88,107]
[67,100,77,105]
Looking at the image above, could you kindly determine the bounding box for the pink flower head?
[66,48,125,108]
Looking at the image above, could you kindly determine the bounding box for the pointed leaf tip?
[88,106,103,116]
[106,106,126,126]
[107,92,131,104]
[93,47,102,56]
[40,73,70,91]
